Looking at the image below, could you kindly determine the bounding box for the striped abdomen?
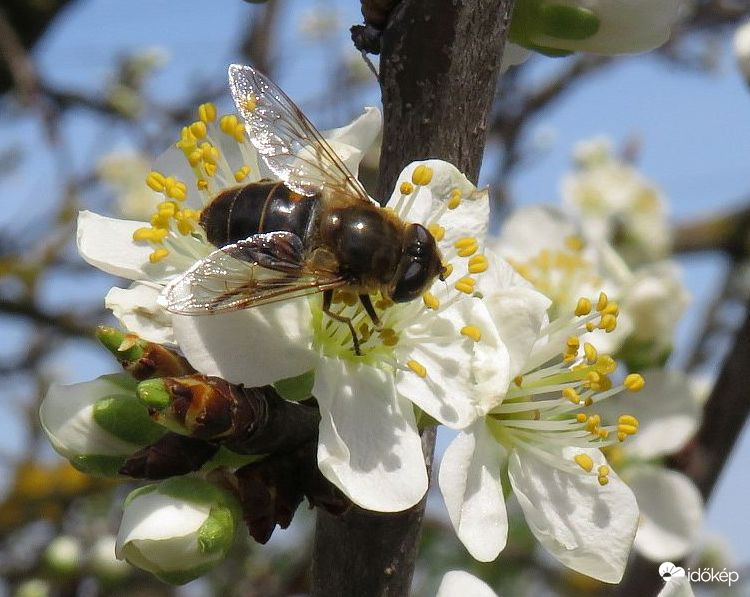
[199,180,319,248]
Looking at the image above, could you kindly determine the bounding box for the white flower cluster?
[41,75,696,586]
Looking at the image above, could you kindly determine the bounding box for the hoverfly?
[162,65,446,355]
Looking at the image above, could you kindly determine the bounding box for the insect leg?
[358,294,381,328]
[322,289,361,356]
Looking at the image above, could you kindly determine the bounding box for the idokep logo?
[659,562,686,582]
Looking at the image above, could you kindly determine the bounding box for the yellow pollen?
[379,328,399,346]
[200,143,219,165]
[411,165,433,186]
[454,276,476,294]
[468,255,488,273]
[583,342,598,364]
[586,371,601,389]
[189,121,207,140]
[596,291,609,312]
[564,235,584,251]
[618,414,639,428]
[204,162,217,177]
[576,413,587,423]
[406,359,427,378]
[585,321,596,332]
[198,102,217,123]
[399,181,414,195]
[427,223,445,242]
[442,263,453,278]
[242,95,258,112]
[234,165,251,182]
[187,149,202,167]
[598,476,609,486]
[513,376,523,387]
[422,292,439,310]
[177,127,196,151]
[617,432,627,442]
[460,325,482,342]
[145,171,166,192]
[598,375,613,391]
[624,373,645,392]
[603,301,619,316]
[599,314,617,332]
[585,415,601,433]
[197,178,208,191]
[232,122,245,142]
[598,428,610,439]
[448,188,461,210]
[574,454,594,473]
[563,388,580,404]
[150,212,171,229]
[566,336,580,349]
[454,237,479,257]
[597,465,610,477]
[584,397,593,407]
[164,178,187,201]
[219,114,239,135]
[149,248,170,263]
[595,355,616,375]
[132,227,168,243]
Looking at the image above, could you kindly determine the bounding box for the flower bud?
[40,374,166,476]
[115,477,240,585]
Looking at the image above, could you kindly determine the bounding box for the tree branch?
[311,1,515,595]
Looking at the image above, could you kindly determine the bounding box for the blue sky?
[2,0,749,567]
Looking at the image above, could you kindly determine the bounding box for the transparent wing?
[228,63,371,202]
[161,231,346,315]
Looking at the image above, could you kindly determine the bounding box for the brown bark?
[311,1,515,595]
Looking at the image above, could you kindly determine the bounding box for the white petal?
[386,160,490,245]
[77,211,180,282]
[314,358,427,512]
[436,571,499,597]
[323,107,381,176]
[40,374,141,459]
[438,421,508,562]
[627,466,703,562]
[508,447,638,583]
[171,299,317,386]
[117,491,208,546]
[105,282,175,345]
[396,300,502,428]
[597,369,701,459]
[492,205,575,262]
[657,577,695,597]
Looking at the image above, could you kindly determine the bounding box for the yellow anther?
[442,263,453,278]
[177,126,196,151]
[575,413,587,423]
[200,142,219,165]
[597,465,610,477]
[375,297,394,310]
[585,415,601,433]
[164,178,187,201]
[132,227,168,243]
[563,388,580,404]
[617,422,638,437]
[181,208,200,220]
[176,219,194,235]
[150,212,171,229]
[145,171,166,192]
[189,121,207,140]
[584,397,593,407]
[422,292,440,310]
[411,165,433,186]
[204,162,217,177]
[358,322,372,341]
[468,255,488,274]
[427,223,445,242]
[187,149,202,167]
[454,237,479,257]
[379,328,399,346]
[595,355,616,375]
[335,291,358,306]
[198,102,217,123]
[197,178,208,191]
[586,371,601,389]
[566,336,580,349]
[574,454,594,473]
[454,277,476,294]
[598,428,610,439]
[575,298,592,316]
[149,248,170,263]
[460,325,482,342]
[585,321,595,332]
[583,342,598,364]
[598,375,613,391]
[232,122,245,142]
[596,291,609,312]
[624,373,645,392]
[234,165,251,182]
[598,476,610,486]
[565,235,584,251]
[618,415,639,428]
[599,314,617,332]
[447,188,461,210]
[603,301,620,316]
[406,359,427,378]
[242,95,257,112]
[157,201,177,215]
[399,181,414,195]
[219,114,239,135]
[513,376,523,387]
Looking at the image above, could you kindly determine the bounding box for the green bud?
[136,378,171,410]
[97,326,145,362]
[539,3,599,41]
[93,395,166,445]
[71,454,127,477]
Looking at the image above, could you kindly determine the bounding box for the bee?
[162,64,446,355]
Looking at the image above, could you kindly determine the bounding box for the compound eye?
[391,260,430,303]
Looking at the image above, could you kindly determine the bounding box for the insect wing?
[161,231,345,314]
[228,64,371,203]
